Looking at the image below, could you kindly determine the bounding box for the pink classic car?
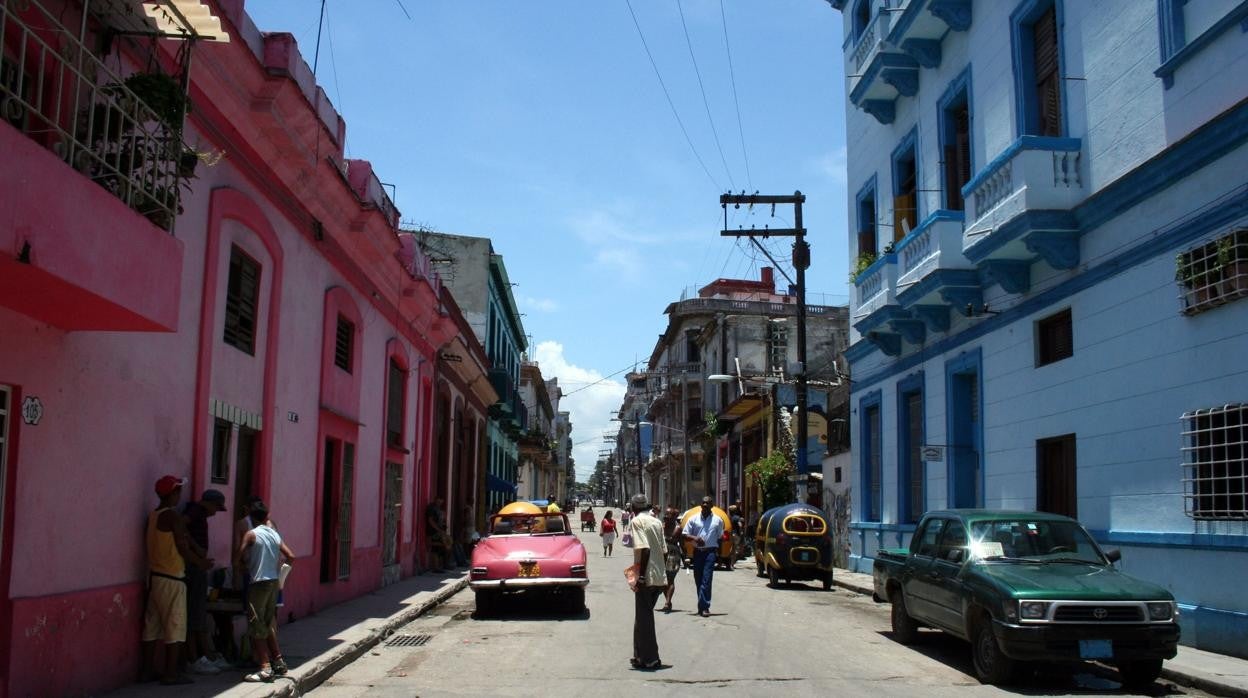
[469,502,588,615]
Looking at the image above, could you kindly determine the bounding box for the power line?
[719,0,752,189]
[561,360,642,397]
[677,0,735,190]
[622,0,722,192]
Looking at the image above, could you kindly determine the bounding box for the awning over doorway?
[487,473,517,494]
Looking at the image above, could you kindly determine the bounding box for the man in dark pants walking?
[626,493,667,670]
[682,496,724,617]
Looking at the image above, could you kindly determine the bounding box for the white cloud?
[521,295,559,313]
[533,340,625,484]
[815,146,848,186]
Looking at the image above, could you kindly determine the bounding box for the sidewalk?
[832,569,1248,698]
[103,571,467,698]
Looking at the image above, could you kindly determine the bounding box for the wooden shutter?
[223,247,259,354]
[387,359,404,448]
[1038,308,1073,365]
[1033,6,1062,136]
[944,105,972,211]
[334,316,353,372]
[893,191,916,241]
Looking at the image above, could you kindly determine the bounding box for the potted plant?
[1175,243,1221,310]
[849,251,877,284]
[1217,230,1248,298]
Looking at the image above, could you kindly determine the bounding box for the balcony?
[0,0,194,331]
[962,137,1086,278]
[845,9,916,125]
[853,252,898,317]
[885,0,973,71]
[893,210,982,333]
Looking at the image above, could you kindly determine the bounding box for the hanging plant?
[745,451,794,512]
[849,251,877,283]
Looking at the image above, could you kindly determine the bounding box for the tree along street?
[309,514,1213,697]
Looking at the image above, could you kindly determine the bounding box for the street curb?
[829,573,1248,698]
[263,576,468,697]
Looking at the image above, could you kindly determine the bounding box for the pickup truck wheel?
[1117,659,1162,690]
[889,590,919,644]
[768,566,779,588]
[971,621,1017,685]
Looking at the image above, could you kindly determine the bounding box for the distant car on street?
[594,499,604,507]
[873,509,1179,689]
[469,501,587,615]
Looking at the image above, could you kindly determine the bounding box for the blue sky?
[244,1,849,481]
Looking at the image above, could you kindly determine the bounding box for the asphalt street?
[308,509,1216,697]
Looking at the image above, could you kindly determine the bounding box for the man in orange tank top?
[140,475,212,685]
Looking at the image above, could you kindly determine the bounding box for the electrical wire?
[560,360,643,397]
[323,2,350,158]
[622,0,723,193]
[677,0,735,191]
[719,0,752,190]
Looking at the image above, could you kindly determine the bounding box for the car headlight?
[1147,602,1174,621]
[1020,601,1049,620]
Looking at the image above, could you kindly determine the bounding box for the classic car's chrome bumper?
[469,577,589,590]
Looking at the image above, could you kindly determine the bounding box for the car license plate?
[796,549,813,562]
[518,562,540,578]
[1079,639,1112,659]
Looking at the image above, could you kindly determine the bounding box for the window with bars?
[223,247,260,354]
[334,316,354,372]
[902,391,925,524]
[386,359,405,449]
[1036,308,1073,367]
[1182,405,1247,520]
[210,419,231,483]
[1176,228,1248,315]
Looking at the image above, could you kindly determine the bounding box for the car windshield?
[488,512,569,536]
[969,519,1103,564]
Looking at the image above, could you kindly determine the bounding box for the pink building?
[0,1,465,694]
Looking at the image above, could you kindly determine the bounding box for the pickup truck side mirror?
[1103,547,1121,563]
[947,548,965,564]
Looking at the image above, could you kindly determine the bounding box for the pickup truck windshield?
[969,520,1103,563]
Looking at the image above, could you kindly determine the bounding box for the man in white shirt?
[682,496,724,617]
[627,493,667,670]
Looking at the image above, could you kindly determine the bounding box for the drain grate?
[385,633,433,648]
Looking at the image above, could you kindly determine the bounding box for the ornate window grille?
[1182,404,1247,520]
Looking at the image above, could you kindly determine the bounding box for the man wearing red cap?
[140,475,212,685]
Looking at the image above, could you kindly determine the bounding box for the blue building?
[829,0,1248,656]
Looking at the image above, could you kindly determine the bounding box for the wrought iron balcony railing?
[0,0,194,232]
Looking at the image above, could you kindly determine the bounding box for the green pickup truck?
[872,510,1179,688]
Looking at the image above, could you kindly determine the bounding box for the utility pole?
[720,192,811,499]
[682,372,692,508]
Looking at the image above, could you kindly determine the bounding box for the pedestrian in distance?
[140,475,212,686]
[238,500,295,682]
[182,488,231,675]
[599,510,617,556]
[661,507,682,613]
[232,494,265,590]
[682,495,725,617]
[727,504,744,571]
[546,493,561,514]
[426,496,450,572]
[625,493,667,671]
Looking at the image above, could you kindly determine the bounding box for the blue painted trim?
[847,183,1248,390]
[892,126,921,232]
[939,285,985,317]
[867,330,903,356]
[944,347,984,509]
[961,136,1081,199]
[845,338,875,363]
[848,522,918,533]
[937,66,973,211]
[860,389,884,522]
[885,0,928,46]
[862,99,897,125]
[1010,0,1067,138]
[897,267,980,308]
[1088,529,1248,551]
[913,304,952,333]
[851,0,872,41]
[893,209,966,257]
[897,370,926,524]
[963,209,1077,263]
[1157,0,1188,64]
[978,259,1032,294]
[1155,0,1248,89]
[881,66,920,97]
[1024,229,1081,269]
[900,38,942,69]
[929,0,972,31]
[856,173,879,253]
[855,301,909,335]
[850,52,919,106]
[890,318,927,345]
[829,0,849,11]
